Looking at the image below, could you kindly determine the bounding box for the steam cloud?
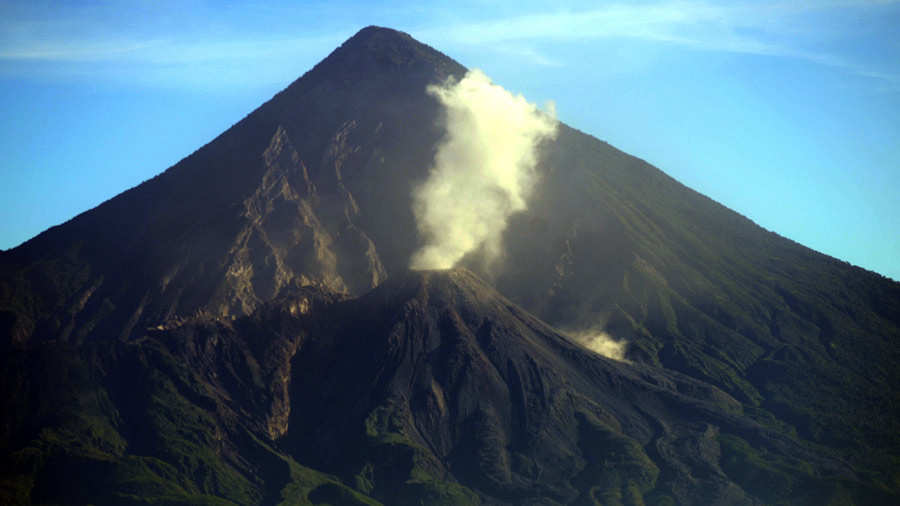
[569,330,629,361]
[410,69,557,270]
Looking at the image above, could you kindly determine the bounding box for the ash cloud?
[410,69,557,270]
[569,329,629,361]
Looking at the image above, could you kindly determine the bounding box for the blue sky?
[1,0,898,280]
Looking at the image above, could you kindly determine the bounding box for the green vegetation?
[360,403,481,505]
[718,433,896,506]
[278,457,381,506]
[574,412,659,506]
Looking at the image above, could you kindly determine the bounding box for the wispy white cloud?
[1,0,896,89]
[0,25,351,88]
[0,40,162,62]
[491,45,563,67]
[417,0,899,87]
[0,33,348,64]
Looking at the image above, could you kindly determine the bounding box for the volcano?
[1,26,898,505]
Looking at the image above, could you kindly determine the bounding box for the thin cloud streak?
[0,40,162,61]
[417,0,899,87]
[0,34,348,64]
[1,1,896,89]
[0,29,351,89]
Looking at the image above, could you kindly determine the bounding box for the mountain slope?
[4,269,889,505]
[0,26,463,348]
[281,268,885,505]
[1,26,899,504]
[487,122,900,482]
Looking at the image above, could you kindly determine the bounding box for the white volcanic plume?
[410,69,557,270]
[570,330,629,361]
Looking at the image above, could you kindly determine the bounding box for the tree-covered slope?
[486,122,900,488]
[4,270,893,505]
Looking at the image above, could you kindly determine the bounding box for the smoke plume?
[410,69,557,270]
[569,330,629,361]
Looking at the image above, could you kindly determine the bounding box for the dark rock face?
[0,26,462,349]
[1,26,899,505]
[281,269,840,505]
[1,270,878,505]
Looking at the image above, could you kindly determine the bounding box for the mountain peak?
[344,25,417,47]
[396,267,484,288]
[302,25,465,89]
[364,267,510,312]
[338,25,437,60]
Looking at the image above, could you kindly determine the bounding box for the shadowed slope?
[0,26,464,349]
[483,122,900,484]
[281,269,887,505]
[5,269,890,505]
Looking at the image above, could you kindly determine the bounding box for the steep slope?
[483,123,900,484]
[0,286,375,506]
[282,268,885,505]
[0,26,463,348]
[4,269,889,505]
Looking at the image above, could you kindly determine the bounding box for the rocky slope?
[4,269,890,505]
[0,26,462,348]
